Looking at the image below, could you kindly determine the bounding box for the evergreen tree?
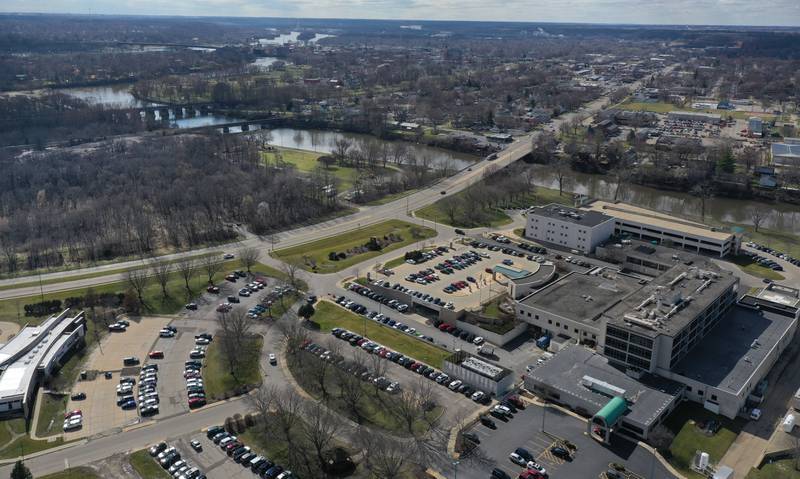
[10,461,32,479]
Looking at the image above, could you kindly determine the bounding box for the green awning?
[594,396,627,425]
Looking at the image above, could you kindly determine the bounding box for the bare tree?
[389,378,436,435]
[150,261,172,299]
[368,353,389,397]
[552,155,571,196]
[125,267,150,307]
[175,257,197,295]
[332,138,352,166]
[691,181,714,222]
[339,370,366,423]
[357,429,409,479]
[302,400,343,472]
[751,210,770,233]
[280,259,302,289]
[200,255,223,284]
[217,309,255,379]
[273,386,304,447]
[239,246,261,274]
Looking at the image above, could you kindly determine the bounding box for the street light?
[452,460,460,479]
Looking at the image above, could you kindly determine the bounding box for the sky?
[1,0,800,27]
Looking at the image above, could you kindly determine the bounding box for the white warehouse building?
[525,203,616,254]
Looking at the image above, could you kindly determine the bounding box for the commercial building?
[667,111,722,125]
[443,350,515,396]
[520,250,797,420]
[0,309,85,417]
[582,201,738,257]
[772,141,800,170]
[748,117,763,137]
[525,345,683,443]
[595,240,698,277]
[600,263,739,375]
[524,203,615,254]
[516,268,641,348]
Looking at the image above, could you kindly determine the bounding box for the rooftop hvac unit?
[581,375,627,397]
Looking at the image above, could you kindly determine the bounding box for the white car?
[473,336,484,345]
[159,329,176,338]
[750,408,762,420]
[447,380,462,391]
[223,253,235,259]
[195,338,210,346]
[471,391,485,402]
[527,461,546,475]
[63,416,82,431]
[509,452,526,466]
[269,353,277,365]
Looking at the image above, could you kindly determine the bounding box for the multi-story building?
[524,203,615,254]
[581,201,738,257]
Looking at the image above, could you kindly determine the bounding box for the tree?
[751,210,770,233]
[301,400,343,472]
[217,310,254,379]
[552,155,571,196]
[175,258,197,295]
[150,261,172,300]
[298,303,315,321]
[716,147,736,174]
[690,181,714,222]
[200,255,223,284]
[280,260,302,289]
[332,138,352,166]
[239,247,261,274]
[10,461,32,479]
[125,267,150,307]
[439,196,461,226]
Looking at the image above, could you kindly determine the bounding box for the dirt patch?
[0,322,21,343]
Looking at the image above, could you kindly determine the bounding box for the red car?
[148,351,164,359]
[188,398,206,408]
[206,286,219,294]
[64,410,82,419]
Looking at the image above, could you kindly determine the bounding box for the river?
[54,85,798,232]
[528,164,800,233]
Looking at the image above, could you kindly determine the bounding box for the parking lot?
[64,316,171,439]
[459,403,677,479]
[387,241,550,311]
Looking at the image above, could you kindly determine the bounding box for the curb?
[0,439,86,465]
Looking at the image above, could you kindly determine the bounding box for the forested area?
[0,134,341,274]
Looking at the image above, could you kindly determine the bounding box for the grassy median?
[203,335,263,400]
[311,301,450,368]
[40,467,102,479]
[130,449,171,479]
[272,219,436,273]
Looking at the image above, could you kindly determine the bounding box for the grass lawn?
[264,147,399,191]
[130,449,171,479]
[0,433,66,460]
[203,335,263,401]
[288,351,442,436]
[747,459,800,479]
[272,219,436,273]
[415,201,512,228]
[729,255,785,281]
[415,185,569,228]
[35,393,68,437]
[363,188,419,206]
[311,301,450,368]
[664,402,744,479]
[39,467,101,479]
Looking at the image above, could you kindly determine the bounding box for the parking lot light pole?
[541,399,547,433]
[452,460,460,479]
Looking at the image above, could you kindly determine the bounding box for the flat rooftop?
[583,201,733,242]
[528,345,683,428]
[673,305,796,395]
[521,269,641,326]
[773,143,800,159]
[604,262,738,339]
[528,203,614,228]
[756,284,800,309]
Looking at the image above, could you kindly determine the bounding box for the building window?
[711,394,717,401]
[548,320,552,324]
[698,390,704,396]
